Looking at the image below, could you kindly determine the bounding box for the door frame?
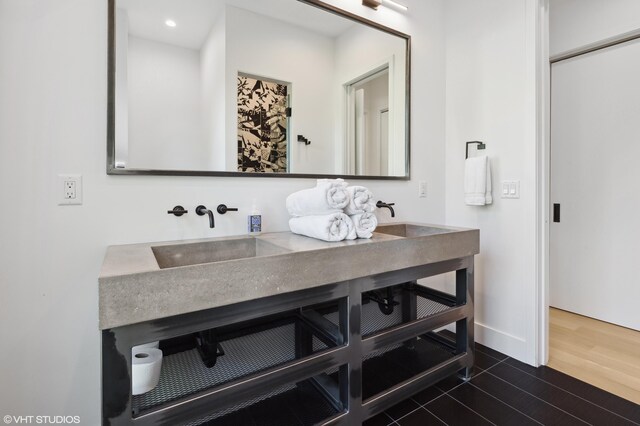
[534,0,550,367]
[536,3,640,366]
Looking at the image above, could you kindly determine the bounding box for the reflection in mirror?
[237,73,290,173]
[110,0,409,178]
[347,67,391,176]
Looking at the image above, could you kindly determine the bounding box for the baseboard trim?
[441,321,531,365]
[474,322,529,363]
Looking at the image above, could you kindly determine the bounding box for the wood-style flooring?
[365,334,640,425]
[548,307,640,405]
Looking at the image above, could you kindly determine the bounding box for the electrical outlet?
[58,174,82,205]
[418,181,427,198]
[64,180,76,199]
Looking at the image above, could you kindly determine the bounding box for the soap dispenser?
[248,200,262,235]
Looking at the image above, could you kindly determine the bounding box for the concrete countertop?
[99,222,479,329]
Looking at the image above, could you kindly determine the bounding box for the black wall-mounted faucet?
[196,205,215,228]
[376,201,395,218]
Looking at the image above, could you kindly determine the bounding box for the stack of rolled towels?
[286,179,378,242]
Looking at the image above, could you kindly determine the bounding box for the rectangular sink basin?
[375,223,454,238]
[151,238,290,269]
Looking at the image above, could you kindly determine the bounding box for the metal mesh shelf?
[321,283,453,337]
[132,317,333,415]
[188,379,341,426]
[361,335,456,400]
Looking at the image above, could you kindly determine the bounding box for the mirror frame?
[106,0,411,180]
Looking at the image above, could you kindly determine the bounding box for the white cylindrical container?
[132,347,163,395]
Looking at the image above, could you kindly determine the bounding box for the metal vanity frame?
[102,256,474,425]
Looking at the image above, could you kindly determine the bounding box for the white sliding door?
[550,38,640,331]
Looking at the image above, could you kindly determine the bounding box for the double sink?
[99,223,478,329]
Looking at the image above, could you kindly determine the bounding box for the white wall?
[224,5,336,174]
[127,36,206,170]
[0,0,446,422]
[200,8,226,171]
[444,0,540,363]
[550,0,640,56]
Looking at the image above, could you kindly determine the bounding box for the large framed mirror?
[107,0,410,179]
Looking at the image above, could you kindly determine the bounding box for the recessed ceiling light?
[165,19,177,28]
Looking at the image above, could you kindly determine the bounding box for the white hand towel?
[350,212,378,239]
[464,155,492,206]
[289,213,354,242]
[286,179,350,217]
[344,186,375,215]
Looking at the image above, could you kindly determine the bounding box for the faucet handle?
[217,204,238,214]
[168,205,188,216]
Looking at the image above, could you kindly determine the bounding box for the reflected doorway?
[346,66,390,176]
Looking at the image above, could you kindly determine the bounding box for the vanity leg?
[295,314,313,359]
[337,298,350,412]
[102,328,133,425]
[346,281,364,424]
[402,281,418,349]
[456,259,474,381]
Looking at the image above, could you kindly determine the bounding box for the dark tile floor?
[364,340,640,426]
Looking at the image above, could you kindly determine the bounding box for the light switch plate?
[501,180,520,199]
[58,174,82,205]
[418,181,427,198]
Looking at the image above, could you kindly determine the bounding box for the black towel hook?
[465,141,486,159]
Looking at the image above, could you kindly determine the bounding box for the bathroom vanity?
[99,223,478,425]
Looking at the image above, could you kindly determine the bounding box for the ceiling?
[118,0,357,50]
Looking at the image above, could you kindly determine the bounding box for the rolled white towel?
[350,212,378,239]
[346,221,357,240]
[286,179,350,217]
[289,213,354,242]
[344,186,375,215]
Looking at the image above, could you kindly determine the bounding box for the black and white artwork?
[237,75,289,173]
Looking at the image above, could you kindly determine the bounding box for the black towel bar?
[465,141,486,159]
